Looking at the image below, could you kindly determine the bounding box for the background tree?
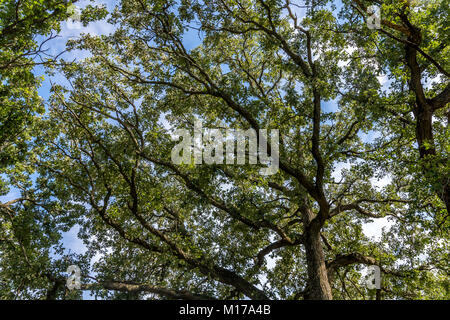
[0,0,79,170]
[0,0,92,300]
[344,0,449,228]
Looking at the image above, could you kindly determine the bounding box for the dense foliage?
[0,0,448,300]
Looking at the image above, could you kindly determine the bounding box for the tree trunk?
[405,29,450,213]
[303,223,333,300]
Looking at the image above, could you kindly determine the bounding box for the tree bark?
[405,27,450,213]
[301,205,333,300]
[303,228,333,300]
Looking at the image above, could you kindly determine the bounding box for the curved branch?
[82,281,215,300]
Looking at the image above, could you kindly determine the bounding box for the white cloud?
[331,161,352,181]
[377,74,388,86]
[370,174,392,191]
[158,112,173,131]
[338,46,357,68]
[62,225,87,254]
[60,18,115,38]
[362,217,392,240]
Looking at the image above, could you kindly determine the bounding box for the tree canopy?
[0,0,448,300]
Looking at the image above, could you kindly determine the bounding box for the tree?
[1,0,448,300]
[346,0,449,227]
[0,0,87,299]
[0,0,78,170]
